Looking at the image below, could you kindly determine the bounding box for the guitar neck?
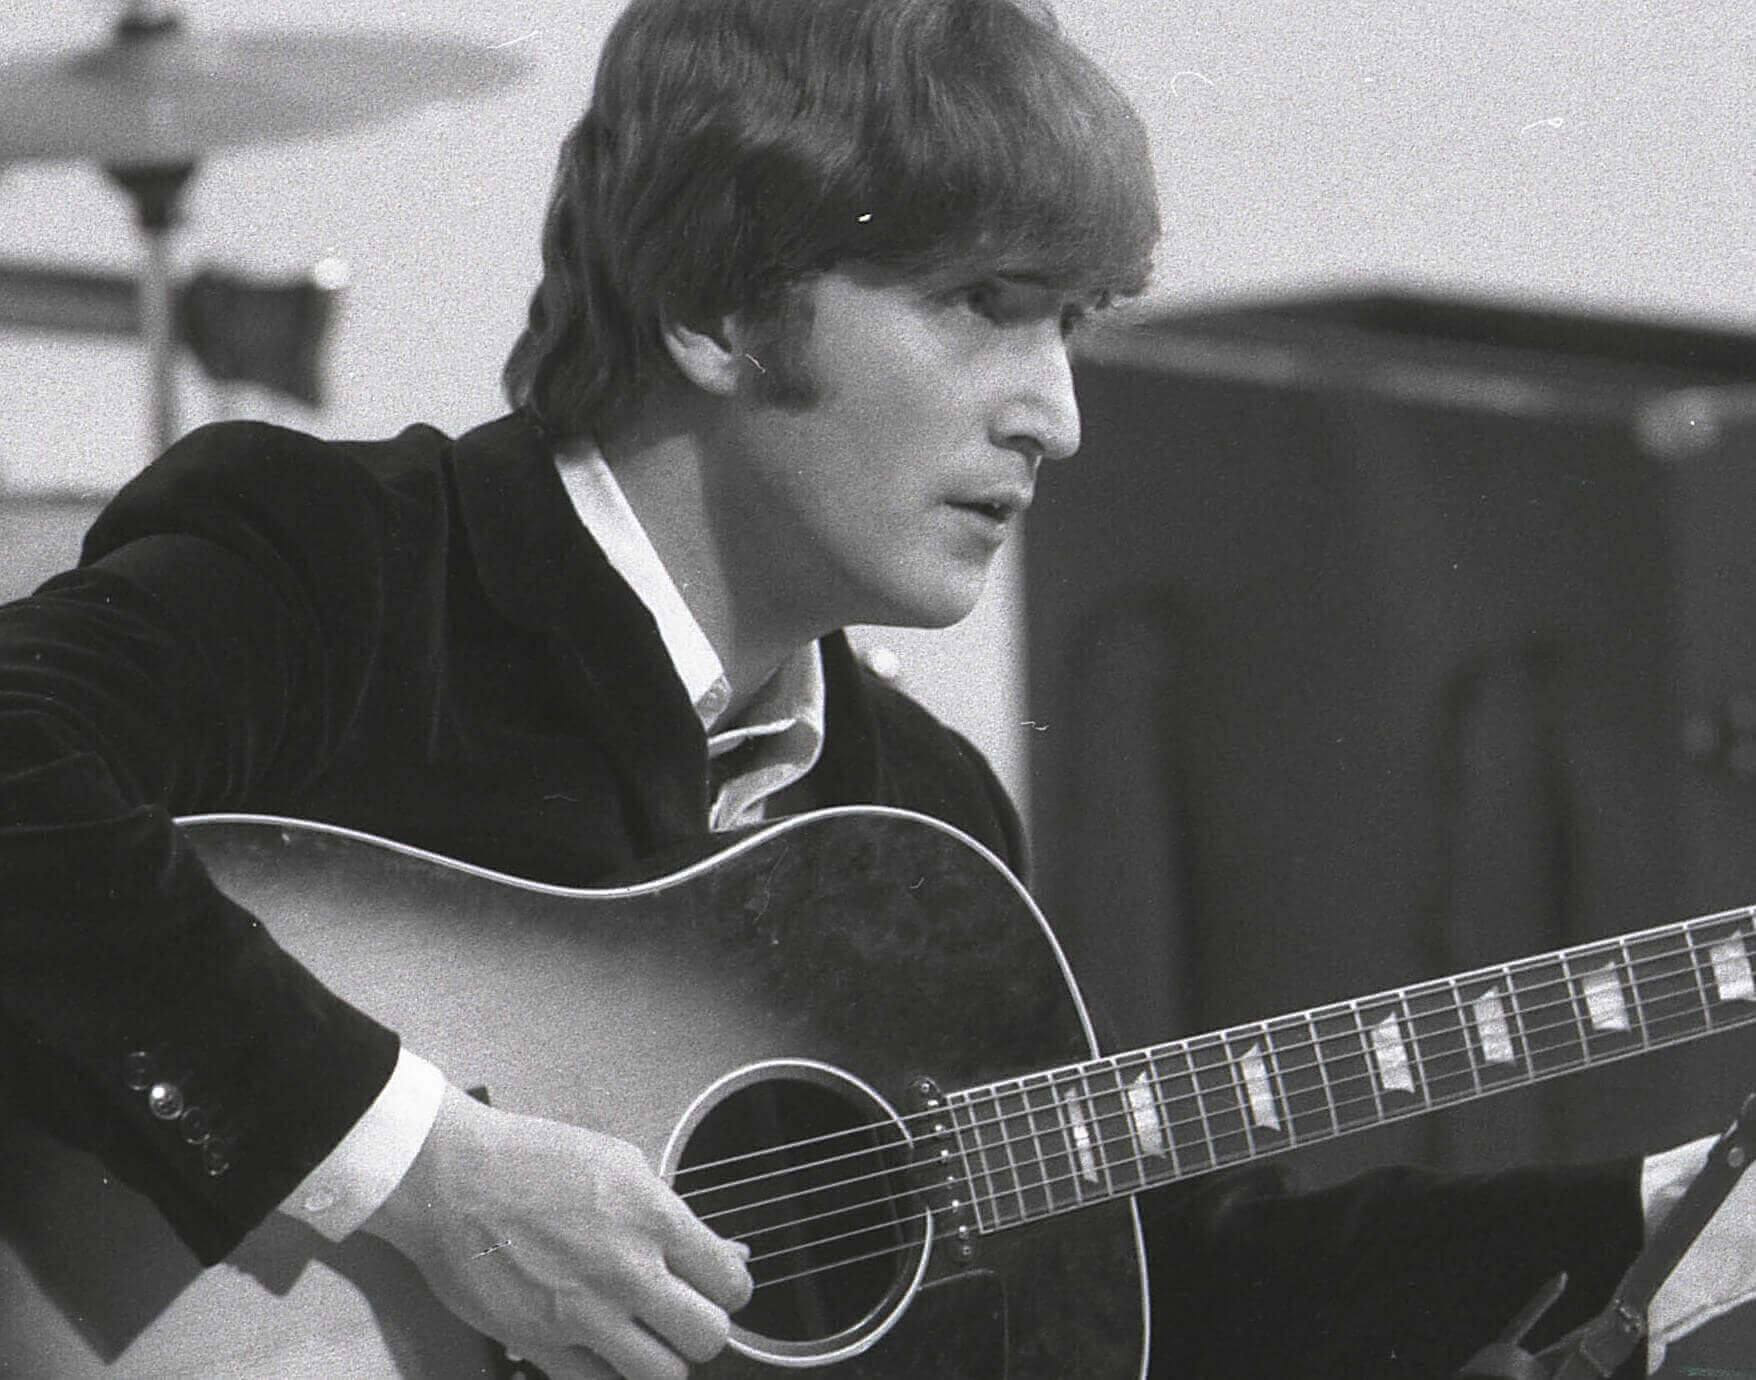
[942,904,1756,1233]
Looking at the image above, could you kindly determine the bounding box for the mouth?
[952,499,1011,523]
[948,490,1033,525]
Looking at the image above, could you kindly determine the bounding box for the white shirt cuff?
[276,1047,446,1242]
[1642,1131,1756,1371]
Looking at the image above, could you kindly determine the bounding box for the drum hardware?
[1,2,529,452]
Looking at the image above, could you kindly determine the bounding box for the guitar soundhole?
[671,1068,927,1360]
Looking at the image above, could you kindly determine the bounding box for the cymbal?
[0,25,530,165]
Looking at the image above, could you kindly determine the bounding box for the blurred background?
[3,0,1751,792]
[5,0,1756,1365]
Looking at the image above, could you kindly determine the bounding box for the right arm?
[0,430,749,1373]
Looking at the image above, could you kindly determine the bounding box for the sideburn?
[738,286,822,411]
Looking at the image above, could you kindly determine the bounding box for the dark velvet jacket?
[0,413,1642,1376]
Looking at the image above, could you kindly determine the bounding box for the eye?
[960,281,1004,321]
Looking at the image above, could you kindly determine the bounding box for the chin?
[879,584,986,631]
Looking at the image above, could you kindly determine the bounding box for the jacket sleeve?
[0,424,401,1263]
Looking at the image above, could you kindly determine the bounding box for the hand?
[362,1083,753,1379]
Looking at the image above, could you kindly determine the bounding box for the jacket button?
[147,1082,185,1120]
[179,1108,211,1144]
[123,1051,156,1091]
[202,1141,233,1177]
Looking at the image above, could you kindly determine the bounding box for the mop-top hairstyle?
[503,0,1161,435]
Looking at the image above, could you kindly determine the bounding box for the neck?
[597,406,825,718]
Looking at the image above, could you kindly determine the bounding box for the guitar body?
[0,807,1148,1378]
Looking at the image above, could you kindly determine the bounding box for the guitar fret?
[1348,1000,1389,1121]
[1221,1025,1292,1154]
[1262,1029,1297,1144]
[1514,956,1588,1076]
[1396,993,1432,1109]
[1628,924,1712,1047]
[1359,999,1423,1109]
[1088,1065,1124,1195]
[1308,1011,1342,1137]
[1570,944,1644,1064]
[1020,1074,1081,1215]
[1502,966,1538,1086]
[992,1080,1050,1220]
[982,1086,1026,1226]
[1555,951,1596,1059]
[984,1083,1032,1226]
[1271,1012,1332,1143]
[1082,1059,1140,1195]
[1447,977,1484,1099]
[1405,980,1474,1108]
[1218,1040,1258,1160]
[1687,921,1719,1027]
[947,1093,1000,1233]
[1150,1045,1212,1175]
[1057,1074,1100,1198]
[1114,1052,1174,1187]
[945,1094,994,1233]
[1224,1034,1266,1139]
[1312,1006,1378,1132]
[1141,1050,1183,1179]
[1189,1039,1251,1164]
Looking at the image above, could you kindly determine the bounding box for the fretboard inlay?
[942,906,1756,1240]
[1239,1043,1282,1130]
[1711,939,1756,1003]
[1061,1088,1099,1185]
[1125,1071,1168,1158]
[1581,961,1631,1032]
[1470,985,1517,1064]
[1370,1014,1416,1094]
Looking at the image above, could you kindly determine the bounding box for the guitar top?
[0,806,1150,1379]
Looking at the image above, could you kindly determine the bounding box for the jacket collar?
[449,413,708,849]
[447,412,886,838]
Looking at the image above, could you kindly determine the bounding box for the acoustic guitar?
[3,806,1753,1377]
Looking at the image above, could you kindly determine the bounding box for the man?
[0,0,1751,1376]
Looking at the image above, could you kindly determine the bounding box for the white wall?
[5,0,1754,813]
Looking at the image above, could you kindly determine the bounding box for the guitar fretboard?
[942,905,1756,1233]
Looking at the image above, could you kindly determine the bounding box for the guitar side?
[0,807,1148,1379]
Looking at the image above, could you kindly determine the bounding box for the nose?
[994,325,1081,464]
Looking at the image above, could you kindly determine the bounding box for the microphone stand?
[1458,1093,1756,1380]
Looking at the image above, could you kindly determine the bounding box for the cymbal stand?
[106,162,195,455]
[105,3,194,456]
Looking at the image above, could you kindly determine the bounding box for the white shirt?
[278,446,1756,1369]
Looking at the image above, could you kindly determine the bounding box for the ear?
[660,313,746,398]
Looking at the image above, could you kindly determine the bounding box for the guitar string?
[702,986,1750,1267]
[719,991,1756,1291]
[667,934,1713,1193]
[675,939,1735,1246]
[672,934,1730,1197]
[930,972,1747,1192]
[942,990,1750,1211]
[675,945,1742,1264]
[695,905,1756,1285]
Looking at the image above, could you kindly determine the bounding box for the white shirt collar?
[555,437,730,723]
[553,437,825,827]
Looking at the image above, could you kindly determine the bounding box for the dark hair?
[502,0,1161,436]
